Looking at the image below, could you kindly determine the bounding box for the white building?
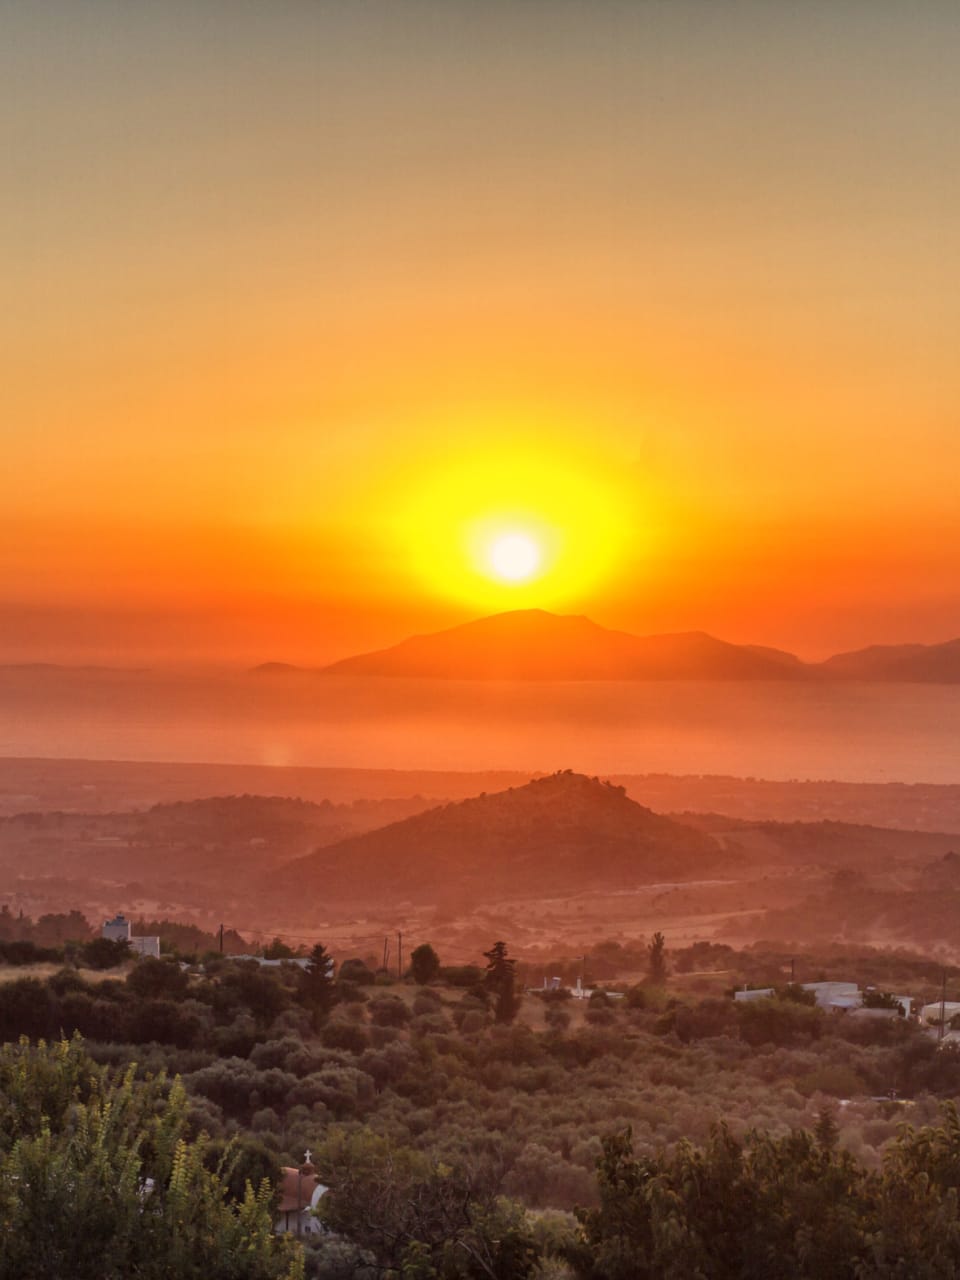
[802,982,860,1010]
[102,914,160,960]
[734,982,911,1017]
[734,987,775,1003]
[920,1001,960,1026]
[102,913,132,943]
[275,1156,327,1236]
[129,935,161,959]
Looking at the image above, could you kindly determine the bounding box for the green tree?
[338,958,376,985]
[126,955,190,1001]
[646,932,667,985]
[299,943,337,1029]
[0,1037,303,1280]
[483,941,519,1025]
[410,942,441,985]
[815,1105,840,1152]
[570,1124,870,1280]
[264,937,296,960]
[736,994,824,1047]
[315,1129,538,1279]
[568,1105,960,1279]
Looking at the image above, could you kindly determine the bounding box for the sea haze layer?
[0,667,955,782]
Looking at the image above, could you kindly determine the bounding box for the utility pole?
[397,931,403,980]
[940,969,947,1043]
[383,936,389,971]
[790,957,796,983]
[218,923,224,954]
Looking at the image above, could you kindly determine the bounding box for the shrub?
[409,944,441,985]
[412,989,443,1017]
[339,959,376,986]
[126,957,189,1001]
[544,1006,572,1033]
[321,1021,370,1054]
[439,965,483,988]
[80,938,130,970]
[368,996,411,1029]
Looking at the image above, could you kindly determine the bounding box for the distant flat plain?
[0,666,955,783]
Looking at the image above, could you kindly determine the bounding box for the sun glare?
[383,422,637,612]
[488,532,541,583]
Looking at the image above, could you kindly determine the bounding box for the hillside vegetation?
[282,772,727,904]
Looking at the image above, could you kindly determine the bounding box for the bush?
[544,1005,571,1033]
[439,965,483,988]
[410,1012,451,1036]
[737,996,824,1047]
[303,1237,377,1279]
[126,957,190,1001]
[339,959,376,986]
[538,987,573,1004]
[335,982,369,1005]
[0,978,55,1040]
[585,1006,616,1027]
[459,1010,488,1035]
[0,940,64,966]
[321,1021,370,1053]
[368,996,411,1029]
[452,994,489,1031]
[80,938,130,970]
[412,989,443,1017]
[409,944,441,985]
[673,998,739,1043]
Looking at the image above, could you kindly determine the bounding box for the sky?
[2,0,959,665]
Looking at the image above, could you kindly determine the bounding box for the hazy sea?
[1,668,957,784]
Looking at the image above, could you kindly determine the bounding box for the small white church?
[102,913,161,959]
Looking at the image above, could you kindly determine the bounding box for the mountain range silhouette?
[252,610,960,682]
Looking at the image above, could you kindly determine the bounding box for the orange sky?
[3,2,959,664]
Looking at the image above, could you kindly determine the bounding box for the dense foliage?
[571,1106,960,1278]
[4,940,960,1276]
[0,1037,302,1280]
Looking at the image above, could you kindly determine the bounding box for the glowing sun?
[488,532,542,583]
[385,425,635,611]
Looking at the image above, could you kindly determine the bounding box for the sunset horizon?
[4,2,959,669]
[5,7,960,1275]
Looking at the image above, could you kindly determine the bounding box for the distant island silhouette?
[250,609,960,682]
